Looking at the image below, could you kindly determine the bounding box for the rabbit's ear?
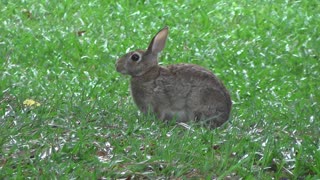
[147,26,168,55]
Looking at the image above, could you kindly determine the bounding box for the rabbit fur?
[116,27,232,128]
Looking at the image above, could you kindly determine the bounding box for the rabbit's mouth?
[116,65,128,75]
[115,59,127,74]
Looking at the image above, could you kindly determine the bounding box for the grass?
[0,0,319,179]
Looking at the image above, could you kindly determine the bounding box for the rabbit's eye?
[131,53,140,61]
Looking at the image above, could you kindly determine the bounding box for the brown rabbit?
[116,27,232,128]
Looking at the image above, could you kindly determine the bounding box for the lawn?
[0,0,319,179]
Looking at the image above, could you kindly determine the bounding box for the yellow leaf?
[23,99,41,107]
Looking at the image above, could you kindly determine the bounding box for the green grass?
[1,0,319,179]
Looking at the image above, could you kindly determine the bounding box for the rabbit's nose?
[115,62,121,72]
[115,61,127,74]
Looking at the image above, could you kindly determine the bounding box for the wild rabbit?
[116,27,232,128]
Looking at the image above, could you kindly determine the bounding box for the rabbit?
[116,26,232,128]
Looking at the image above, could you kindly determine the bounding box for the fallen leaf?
[21,9,32,18]
[23,99,41,107]
[76,30,86,36]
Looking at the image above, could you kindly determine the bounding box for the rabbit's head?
[116,27,168,76]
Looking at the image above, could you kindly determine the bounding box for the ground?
[0,0,319,179]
